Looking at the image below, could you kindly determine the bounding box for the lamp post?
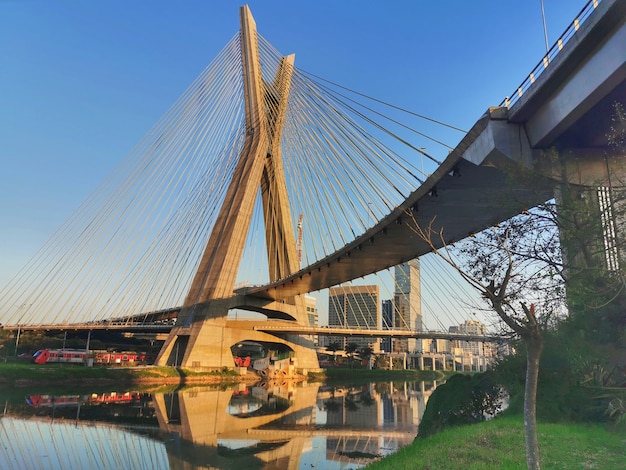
[14,326,21,356]
[540,0,549,54]
[13,303,30,356]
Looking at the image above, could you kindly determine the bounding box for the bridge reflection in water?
[1,379,440,469]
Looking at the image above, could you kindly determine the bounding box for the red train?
[32,349,152,365]
[92,350,151,365]
[26,391,143,407]
[32,349,89,365]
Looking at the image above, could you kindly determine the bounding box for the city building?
[328,285,380,352]
[443,319,500,370]
[393,259,422,353]
[305,294,318,346]
[381,299,393,352]
[450,319,488,355]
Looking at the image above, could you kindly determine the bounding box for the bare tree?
[406,212,557,470]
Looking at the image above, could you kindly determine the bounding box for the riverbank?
[365,414,625,469]
[314,366,448,384]
[0,362,257,388]
[0,361,445,388]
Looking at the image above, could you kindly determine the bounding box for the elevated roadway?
[3,319,504,343]
[246,320,504,343]
[241,0,625,302]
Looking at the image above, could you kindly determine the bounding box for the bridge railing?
[500,0,601,109]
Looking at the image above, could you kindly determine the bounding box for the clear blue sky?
[0,0,586,287]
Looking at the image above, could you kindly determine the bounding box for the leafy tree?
[345,342,359,367]
[357,346,374,368]
[404,105,626,470]
[326,341,342,363]
[418,373,504,438]
[345,394,359,411]
[374,354,389,369]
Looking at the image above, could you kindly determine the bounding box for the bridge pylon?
[155,6,318,371]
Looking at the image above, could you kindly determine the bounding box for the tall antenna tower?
[296,214,304,267]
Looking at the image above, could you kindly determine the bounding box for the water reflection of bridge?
[152,380,437,468]
[1,378,439,468]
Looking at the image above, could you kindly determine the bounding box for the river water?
[0,379,441,469]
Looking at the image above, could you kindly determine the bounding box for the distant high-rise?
[393,259,422,353]
[381,299,393,352]
[328,285,380,352]
[305,294,318,345]
[452,319,487,355]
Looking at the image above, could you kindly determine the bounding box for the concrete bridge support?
[157,301,319,370]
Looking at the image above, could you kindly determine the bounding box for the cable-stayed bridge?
[1,0,624,370]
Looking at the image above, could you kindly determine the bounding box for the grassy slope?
[366,415,625,469]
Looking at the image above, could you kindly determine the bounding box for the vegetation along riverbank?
[0,360,444,388]
[0,361,253,388]
[365,414,625,469]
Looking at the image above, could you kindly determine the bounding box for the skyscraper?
[305,294,319,345]
[381,299,393,352]
[393,259,422,353]
[328,285,380,352]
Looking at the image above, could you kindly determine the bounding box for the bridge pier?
[157,302,233,369]
[156,301,319,371]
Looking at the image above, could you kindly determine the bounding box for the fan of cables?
[0,30,477,328]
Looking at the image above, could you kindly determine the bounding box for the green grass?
[366,415,626,469]
[0,361,126,381]
[0,361,240,387]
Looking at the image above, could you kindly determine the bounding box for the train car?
[25,394,83,407]
[32,349,89,365]
[93,351,150,365]
[26,392,143,407]
[32,348,152,365]
[88,391,142,404]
